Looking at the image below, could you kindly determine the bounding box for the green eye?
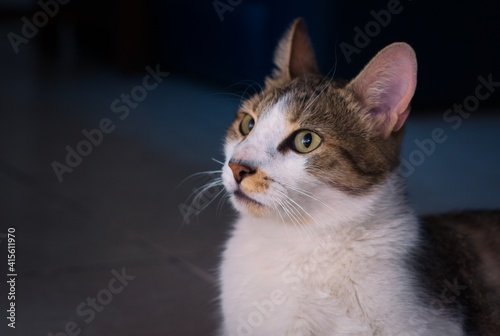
[293,130,322,153]
[239,114,255,135]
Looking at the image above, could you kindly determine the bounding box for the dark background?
[5,0,500,106]
[0,1,499,335]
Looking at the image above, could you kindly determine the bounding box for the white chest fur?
[219,213,464,336]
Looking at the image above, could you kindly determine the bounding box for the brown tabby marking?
[241,169,271,194]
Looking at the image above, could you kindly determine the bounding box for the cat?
[218,18,500,336]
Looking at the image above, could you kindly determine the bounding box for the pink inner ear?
[393,106,410,132]
[377,75,411,131]
[351,43,417,137]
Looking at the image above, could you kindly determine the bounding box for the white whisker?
[176,170,223,189]
[273,199,292,246]
[278,198,302,235]
[187,179,223,204]
[278,189,332,245]
[302,59,338,115]
[216,189,230,218]
[279,195,318,245]
[211,158,225,165]
[281,182,337,212]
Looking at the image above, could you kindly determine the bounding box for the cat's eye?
[239,114,255,136]
[292,130,322,153]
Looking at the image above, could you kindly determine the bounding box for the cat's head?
[222,18,417,223]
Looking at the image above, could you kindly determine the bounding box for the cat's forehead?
[241,76,350,126]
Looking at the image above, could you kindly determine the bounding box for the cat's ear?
[348,43,417,138]
[271,18,320,81]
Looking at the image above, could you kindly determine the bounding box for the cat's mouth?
[233,189,264,207]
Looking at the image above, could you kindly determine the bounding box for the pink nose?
[228,162,256,183]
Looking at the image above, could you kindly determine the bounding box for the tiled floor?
[1,31,500,336]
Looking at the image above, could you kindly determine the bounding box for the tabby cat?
[218,18,500,336]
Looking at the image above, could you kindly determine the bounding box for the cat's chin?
[230,190,270,217]
[234,189,263,206]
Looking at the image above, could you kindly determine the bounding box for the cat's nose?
[228,161,256,184]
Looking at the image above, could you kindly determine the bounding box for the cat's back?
[419,211,500,335]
